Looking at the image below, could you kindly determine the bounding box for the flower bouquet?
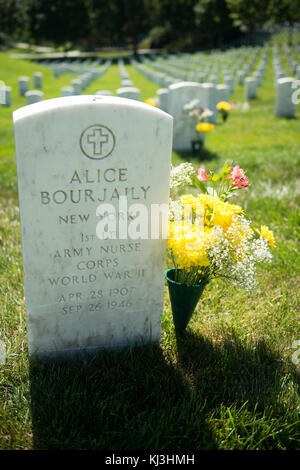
[166,161,275,333]
[216,101,233,122]
[182,99,214,154]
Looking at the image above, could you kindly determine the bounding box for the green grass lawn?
[0,47,299,450]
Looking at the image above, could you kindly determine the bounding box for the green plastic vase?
[165,268,209,334]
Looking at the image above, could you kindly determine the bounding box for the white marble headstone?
[0,86,12,107]
[275,77,296,118]
[96,90,114,96]
[33,72,43,89]
[13,95,173,359]
[168,82,203,151]
[199,83,218,123]
[25,90,44,105]
[116,87,141,101]
[216,84,229,104]
[70,79,82,95]
[157,88,169,113]
[245,77,257,100]
[61,86,75,97]
[18,76,29,96]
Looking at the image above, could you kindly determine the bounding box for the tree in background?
[84,0,121,48]
[226,0,271,37]
[154,0,198,50]
[193,0,238,48]
[0,0,29,46]
[116,0,160,54]
[269,0,300,44]
[1,0,299,51]
[28,0,89,46]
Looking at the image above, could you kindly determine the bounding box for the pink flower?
[197,166,209,181]
[228,165,249,189]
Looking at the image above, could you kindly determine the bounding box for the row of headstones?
[142,56,188,83]
[155,52,222,82]
[273,43,300,81]
[51,58,102,77]
[145,45,298,120]
[132,56,179,88]
[138,46,261,100]
[130,58,230,122]
[146,45,260,86]
[172,50,241,84]
[118,58,134,88]
[95,88,141,100]
[282,42,300,77]
[148,44,298,118]
[133,55,241,114]
[1,59,112,106]
[138,52,239,95]
[273,44,298,118]
[243,46,269,99]
[61,60,112,96]
[0,72,44,107]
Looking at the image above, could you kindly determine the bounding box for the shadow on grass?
[29,329,298,450]
[29,343,216,450]
[175,329,292,411]
[176,148,221,164]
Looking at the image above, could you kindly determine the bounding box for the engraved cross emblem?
[87,128,109,155]
[80,124,115,160]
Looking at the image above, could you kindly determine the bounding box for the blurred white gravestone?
[199,83,217,123]
[245,77,257,100]
[96,90,114,96]
[71,79,82,95]
[13,95,173,359]
[157,88,169,113]
[1,85,12,107]
[216,84,229,104]
[116,87,141,101]
[33,72,43,89]
[25,90,44,105]
[168,81,203,151]
[61,86,75,97]
[275,77,296,118]
[18,76,29,96]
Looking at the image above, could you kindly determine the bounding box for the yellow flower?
[196,194,220,209]
[144,98,157,107]
[217,101,231,111]
[168,222,210,269]
[181,194,197,209]
[194,195,242,231]
[260,225,275,249]
[196,122,214,133]
[208,199,242,231]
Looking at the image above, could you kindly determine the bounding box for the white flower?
[169,163,195,199]
[169,199,184,221]
[183,99,201,111]
[200,215,273,292]
[201,108,214,120]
